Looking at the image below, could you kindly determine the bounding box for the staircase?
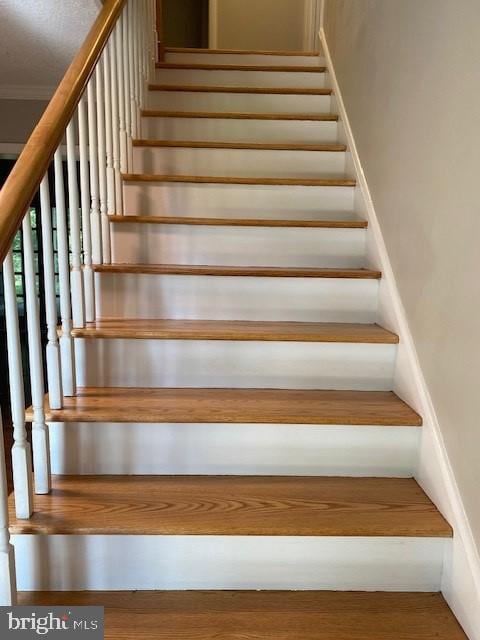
[0,4,469,637]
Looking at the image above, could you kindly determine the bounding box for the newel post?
[0,408,17,605]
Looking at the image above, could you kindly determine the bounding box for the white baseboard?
[319,27,480,639]
[12,534,446,592]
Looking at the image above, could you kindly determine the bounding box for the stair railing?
[0,0,158,604]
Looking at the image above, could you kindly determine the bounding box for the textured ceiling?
[0,0,101,97]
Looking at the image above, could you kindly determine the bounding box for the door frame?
[208,0,218,48]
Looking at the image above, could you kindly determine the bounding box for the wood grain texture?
[9,476,452,537]
[165,47,320,56]
[148,84,333,95]
[18,591,467,640]
[156,62,327,73]
[109,215,367,228]
[122,174,356,187]
[69,319,398,343]
[141,110,339,121]
[93,264,379,278]
[132,139,346,151]
[27,387,423,426]
[0,0,126,263]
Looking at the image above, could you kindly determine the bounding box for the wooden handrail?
[0,0,126,264]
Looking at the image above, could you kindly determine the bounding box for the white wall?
[214,0,307,51]
[0,0,100,94]
[323,0,480,552]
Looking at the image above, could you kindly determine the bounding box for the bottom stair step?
[18,591,467,639]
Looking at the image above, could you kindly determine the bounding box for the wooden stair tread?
[122,174,356,187]
[149,84,332,95]
[109,214,368,228]
[132,139,346,151]
[70,320,399,343]
[165,47,320,56]
[92,264,379,278]
[157,62,327,72]
[9,476,451,537]
[28,387,422,426]
[141,110,339,121]
[18,591,467,640]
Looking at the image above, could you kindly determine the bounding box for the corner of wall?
[319,24,480,640]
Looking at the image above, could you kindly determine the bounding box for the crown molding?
[0,85,54,101]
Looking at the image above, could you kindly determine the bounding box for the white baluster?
[87,80,103,265]
[3,250,34,519]
[78,97,96,322]
[108,38,123,214]
[122,8,133,169]
[153,0,160,63]
[22,212,51,495]
[128,1,138,141]
[115,21,129,176]
[0,408,17,605]
[103,45,116,217]
[40,175,63,409]
[132,1,142,136]
[96,64,111,264]
[139,0,148,111]
[150,0,156,77]
[54,150,76,396]
[66,122,86,328]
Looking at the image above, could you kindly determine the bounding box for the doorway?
[162,0,209,49]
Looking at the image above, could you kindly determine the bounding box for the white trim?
[208,0,218,49]
[13,534,446,591]
[49,422,420,477]
[0,86,54,101]
[319,27,480,639]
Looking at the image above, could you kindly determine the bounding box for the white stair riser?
[132,147,346,178]
[123,183,355,218]
[141,117,339,144]
[74,340,396,390]
[13,535,446,591]
[49,422,420,477]
[165,52,326,66]
[147,91,332,113]
[111,224,366,268]
[95,273,378,322]
[155,69,327,89]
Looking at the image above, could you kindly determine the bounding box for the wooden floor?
[9,475,452,537]
[93,264,379,278]
[122,174,356,187]
[27,387,422,426]
[132,139,346,151]
[140,109,340,121]
[18,591,468,639]
[69,320,399,343]
[109,214,368,228]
